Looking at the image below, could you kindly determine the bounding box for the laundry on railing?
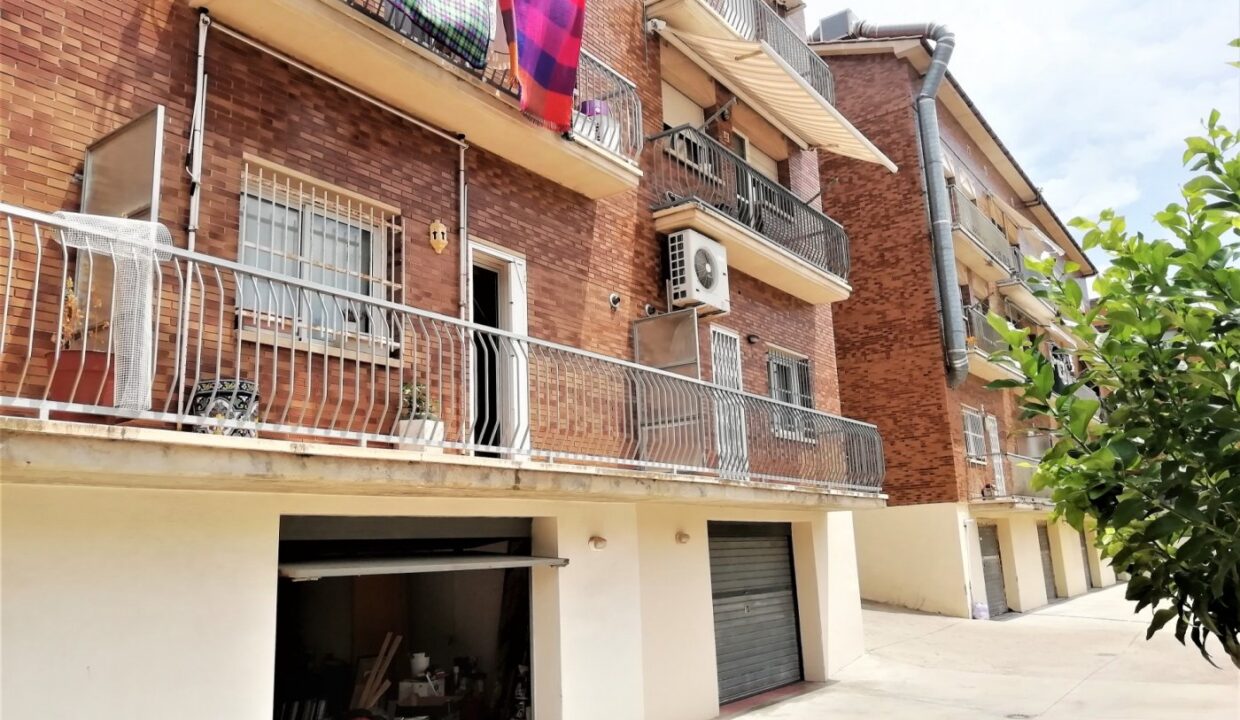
[500,0,586,132]
[389,0,494,70]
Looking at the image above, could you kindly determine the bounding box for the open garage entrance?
[273,516,564,719]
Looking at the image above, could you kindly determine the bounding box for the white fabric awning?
[279,554,569,580]
[659,28,897,172]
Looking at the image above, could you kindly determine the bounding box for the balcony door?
[710,326,749,478]
[469,241,530,456]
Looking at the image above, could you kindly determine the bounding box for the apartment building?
[808,12,1118,620]
[0,1,895,719]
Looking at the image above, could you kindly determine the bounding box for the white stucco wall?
[1084,527,1117,588]
[1047,519,1091,598]
[634,505,864,720]
[2,482,865,720]
[852,503,972,618]
[0,484,650,720]
[996,516,1049,612]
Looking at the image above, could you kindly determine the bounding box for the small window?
[1050,345,1075,390]
[237,160,403,352]
[962,407,988,464]
[768,349,814,440]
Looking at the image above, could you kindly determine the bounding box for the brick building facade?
[811,32,1117,620]
[0,2,892,719]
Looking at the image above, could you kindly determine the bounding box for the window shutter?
[984,414,1005,490]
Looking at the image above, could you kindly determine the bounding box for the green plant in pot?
[394,382,444,453]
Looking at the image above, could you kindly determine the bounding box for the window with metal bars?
[768,349,814,440]
[962,406,988,464]
[236,161,404,352]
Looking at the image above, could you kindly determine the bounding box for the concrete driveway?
[741,584,1238,719]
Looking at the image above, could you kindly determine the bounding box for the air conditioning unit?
[668,229,730,315]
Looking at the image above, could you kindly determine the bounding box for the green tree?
[986,107,1240,668]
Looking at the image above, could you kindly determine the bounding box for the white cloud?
[805,0,1240,244]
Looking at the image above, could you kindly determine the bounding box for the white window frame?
[235,160,402,361]
[767,347,815,442]
[468,239,530,457]
[239,193,388,339]
[962,406,988,464]
[984,413,1006,492]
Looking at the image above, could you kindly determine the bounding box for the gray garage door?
[978,524,1009,617]
[708,522,802,704]
[1037,522,1058,600]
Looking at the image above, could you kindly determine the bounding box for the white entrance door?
[469,241,530,456]
[710,326,749,478]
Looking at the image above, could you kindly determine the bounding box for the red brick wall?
[821,51,1066,504]
[818,53,962,505]
[1,0,846,450]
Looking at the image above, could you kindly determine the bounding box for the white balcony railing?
[951,186,1017,272]
[0,203,885,493]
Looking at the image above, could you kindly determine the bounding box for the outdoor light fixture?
[588,535,608,551]
[746,334,761,344]
[428,219,448,254]
[675,531,691,544]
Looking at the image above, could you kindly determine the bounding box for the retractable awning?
[279,554,569,580]
[658,28,897,172]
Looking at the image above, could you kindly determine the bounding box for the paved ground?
[742,584,1238,719]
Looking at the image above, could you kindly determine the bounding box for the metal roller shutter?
[978,524,1009,617]
[708,523,802,704]
[1037,522,1058,600]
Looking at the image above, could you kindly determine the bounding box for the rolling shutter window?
[662,82,705,129]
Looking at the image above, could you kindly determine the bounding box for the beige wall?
[1084,528,1118,588]
[0,485,649,720]
[1047,520,1091,598]
[996,516,1049,612]
[2,483,863,720]
[634,505,864,720]
[853,503,973,618]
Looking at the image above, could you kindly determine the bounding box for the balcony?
[965,306,1023,383]
[649,0,834,103]
[646,0,896,170]
[951,186,1018,282]
[649,125,850,303]
[971,453,1052,514]
[996,245,1058,324]
[0,203,885,495]
[191,0,642,198]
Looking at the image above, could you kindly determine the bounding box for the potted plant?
[46,278,116,419]
[394,382,443,453]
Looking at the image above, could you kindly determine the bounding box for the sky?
[804,0,1240,272]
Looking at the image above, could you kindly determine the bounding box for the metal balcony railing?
[705,0,835,104]
[950,186,1017,272]
[965,305,1009,355]
[0,203,884,493]
[649,124,850,279]
[344,0,643,163]
[1003,453,1050,499]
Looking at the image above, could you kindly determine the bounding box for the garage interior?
[273,516,562,720]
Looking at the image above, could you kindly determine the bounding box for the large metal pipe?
[850,18,969,386]
[186,10,211,251]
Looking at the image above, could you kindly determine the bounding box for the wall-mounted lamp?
[588,535,608,551]
[428,219,449,254]
[746,334,762,345]
[675,531,691,545]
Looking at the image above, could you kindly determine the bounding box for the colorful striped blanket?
[500,0,587,132]
[390,0,493,71]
